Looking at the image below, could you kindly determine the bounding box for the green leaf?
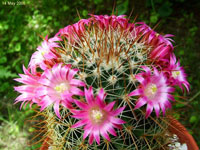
[94,0,103,5]
[63,5,69,11]
[175,103,185,108]
[117,0,129,15]
[82,10,88,17]
[0,66,17,79]
[150,12,159,24]
[190,116,197,123]
[158,1,173,17]
[0,56,7,64]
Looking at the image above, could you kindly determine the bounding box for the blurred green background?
[0,0,199,149]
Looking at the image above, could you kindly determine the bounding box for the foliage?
[0,0,199,149]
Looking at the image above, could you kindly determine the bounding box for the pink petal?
[67,68,78,80]
[93,130,100,145]
[69,87,84,96]
[38,78,51,86]
[134,98,147,110]
[104,101,115,111]
[159,103,166,116]
[39,96,53,111]
[167,87,175,93]
[70,79,85,87]
[167,94,175,101]
[110,117,126,124]
[60,65,70,80]
[61,90,73,102]
[74,100,89,109]
[153,67,159,76]
[14,85,34,93]
[100,130,110,141]
[96,88,106,107]
[170,53,176,65]
[141,66,151,75]
[89,134,94,145]
[145,104,153,119]
[107,126,117,136]
[85,87,94,104]
[111,106,125,116]
[54,101,61,119]
[36,86,48,96]
[83,129,92,139]
[15,93,33,101]
[62,100,73,109]
[71,111,88,119]
[154,104,160,118]
[71,119,87,128]
[128,89,141,96]
[52,63,62,81]
[135,75,145,84]
[184,83,190,93]
[19,101,26,110]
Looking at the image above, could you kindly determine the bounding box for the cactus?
[14,15,189,149]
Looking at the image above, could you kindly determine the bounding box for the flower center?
[90,109,104,124]
[54,83,69,93]
[145,83,158,99]
[172,71,180,78]
[41,51,46,56]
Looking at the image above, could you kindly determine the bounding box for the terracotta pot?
[167,116,199,150]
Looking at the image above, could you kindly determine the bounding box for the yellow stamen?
[145,84,158,99]
[91,109,103,123]
[41,51,46,56]
[172,71,180,78]
[151,84,157,94]
[54,83,69,93]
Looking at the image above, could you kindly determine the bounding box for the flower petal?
[70,79,85,87]
[110,117,126,124]
[128,89,141,96]
[89,134,94,145]
[54,101,61,119]
[134,98,147,110]
[104,101,115,112]
[145,104,153,118]
[100,130,110,141]
[93,130,100,145]
[71,119,87,128]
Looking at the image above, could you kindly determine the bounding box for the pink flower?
[58,15,129,44]
[90,14,128,29]
[71,87,125,145]
[36,63,85,118]
[58,19,90,44]
[128,66,174,118]
[135,22,174,61]
[29,35,62,73]
[14,65,41,109]
[165,53,189,92]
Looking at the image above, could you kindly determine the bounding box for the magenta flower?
[135,22,174,62]
[58,19,90,44]
[36,63,85,118]
[165,53,189,92]
[90,14,128,29]
[58,15,174,63]
[14,65,41,109]
[29,35,62,73]
[71,87,125,145]
[128,66,174,118]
